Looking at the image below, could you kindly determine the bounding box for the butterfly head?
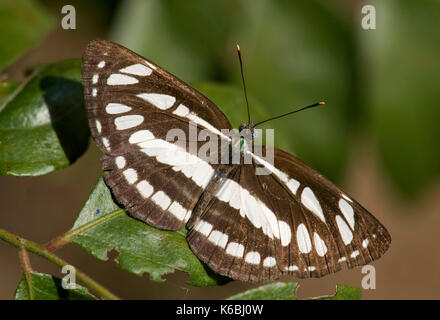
[239,123,255,136]
[239,123,256,140]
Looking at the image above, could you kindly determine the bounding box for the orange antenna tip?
[318,101,325,105]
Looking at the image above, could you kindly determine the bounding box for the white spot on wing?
[226,242,244,258]
[184,210,192,223]
[129,130,154,144]
[107,73,139,85]
[313,232,327,257]
[92,74,98,84]
[245,252,261,265]
[115,156,126,169]
[339,198,355,229]
[208,230,228,248]
[336,215,353,245]
[169,201,187,220]
[286,265,299,271]
[102,137,110,149]
[119,63,152,76]
[95,120,102,134]
[194,220,212,237]
[260,204,280,239]
[136,180,154,198]
[342,194,352,202]
[144,61,156,70]
[362,239,369,248]
[114,115,144,130]
[296,223,312,254]
[139,138,214,188]
[216,179,240,209]
[191,162,214,189]
[186,112,231,141]
[105,103,132,114]
[286,179,300,194]
[92,88,97,97]
[97,61,105,68]
[249,153,301,197]
[136,93,176,110]
[351,250,360,258]
[172,104,190,117]
[263,257,276,267]
[215,178,282,241]
[240,188,262,229]
[151,191,171,210]
[123,168,137,184]
[250,153,288,182]
[301,187,326,223]
[278,221,292,246]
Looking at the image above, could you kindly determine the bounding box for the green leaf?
[14,272,96,300]
[0,0,54,71]
[70,177,229,287]
[227,282,298,300]
[0,60,89,176]
[227,282,362,300]
[365,0,440,197]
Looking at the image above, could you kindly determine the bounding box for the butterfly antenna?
[236,44,251,124]
[254,101,325,127]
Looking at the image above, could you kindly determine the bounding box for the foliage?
[0,61,89,176]
[227,282,362,300]
[227,282,298,300]
[15,272,96,300]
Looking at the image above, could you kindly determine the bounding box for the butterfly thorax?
[237,123,255,154]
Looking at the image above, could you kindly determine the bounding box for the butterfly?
[82,39,391,282]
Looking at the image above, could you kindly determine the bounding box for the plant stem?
[18,246,34,300]
[0,228,120,300]
[45,208,125,252]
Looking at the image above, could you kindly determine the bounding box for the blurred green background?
[1,0,440,299]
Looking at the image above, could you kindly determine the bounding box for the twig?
[0,228,120,300]
[45,208,125,252]
[18,246,34,300]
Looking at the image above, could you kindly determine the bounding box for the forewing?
[82,39,232,230]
